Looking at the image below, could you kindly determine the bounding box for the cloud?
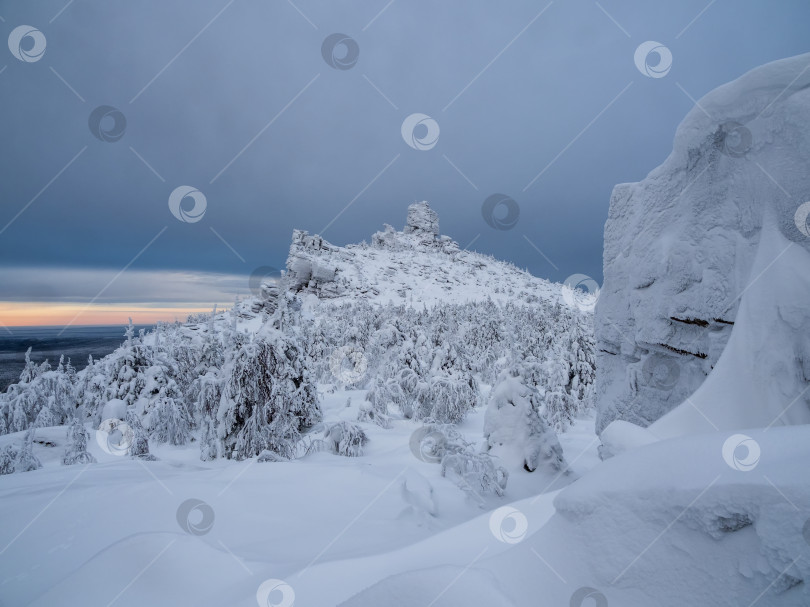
[0,267,248,304]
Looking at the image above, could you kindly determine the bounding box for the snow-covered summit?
[595,52,810,433]
[283,201,560,307]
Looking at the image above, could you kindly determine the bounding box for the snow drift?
[342,426,810,607]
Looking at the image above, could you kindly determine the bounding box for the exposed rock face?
[595,53,810,433]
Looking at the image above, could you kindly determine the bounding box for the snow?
[283,201,562,308]
[342,426,810,607]
[0,393,600,607]
[2,53,810,607]
[101,398,127,421]
[649,221,810,438]
[595,52,810,433]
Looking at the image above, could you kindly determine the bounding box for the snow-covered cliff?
[595,53,810,433]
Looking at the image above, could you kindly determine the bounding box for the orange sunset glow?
[0,302,230,327]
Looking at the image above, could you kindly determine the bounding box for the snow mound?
[341,426,810,607]
[595,52,810,433]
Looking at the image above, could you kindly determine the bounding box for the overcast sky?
[1,0,809,313]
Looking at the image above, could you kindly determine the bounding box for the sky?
[1,0,809,325]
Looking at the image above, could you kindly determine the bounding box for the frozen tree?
[18,347,39,384]
[441,449,508,499]
[62,419,96,465]
[360,377,396,427]
[197,372,222,461]
[323,421,369,457]
[33,396,58,428]
[15,429,42,473]
[0,445,16,475]
[106,346,145,407]
[415,372,478,424]
[217,333,321,460]
[149,392,192,445]
[126,411,156,461]
[78,356,107,426]
[139,363,192,446]
[124,317,135,348]
[484,370,566,473]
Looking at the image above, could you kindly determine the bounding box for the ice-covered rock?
[403,201,439,238]
[595,52,810,433]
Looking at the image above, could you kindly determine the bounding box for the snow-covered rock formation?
[595,52,810,433]
[402,200,440,238]
[282,201,559,306]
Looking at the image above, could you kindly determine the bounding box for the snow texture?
[595,52,810,433]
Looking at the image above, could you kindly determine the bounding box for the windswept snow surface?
[595,52,810,433]
[342,426,810,607]
[0,396,599,607]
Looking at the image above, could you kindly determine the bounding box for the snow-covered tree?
[126,410,156,460]
[62,419,97,465]
[484,370,566,473]
[18,347,39,384]
[0,445,16,475]
[217,333,321,460]
[323,421,368,457]
[425,372,478,423]
[15,429,42,473]
[441,449,508,499]
[197,372,222,461]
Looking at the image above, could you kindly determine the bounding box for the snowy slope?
[341,426,810,607]
[595,52,810,433]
